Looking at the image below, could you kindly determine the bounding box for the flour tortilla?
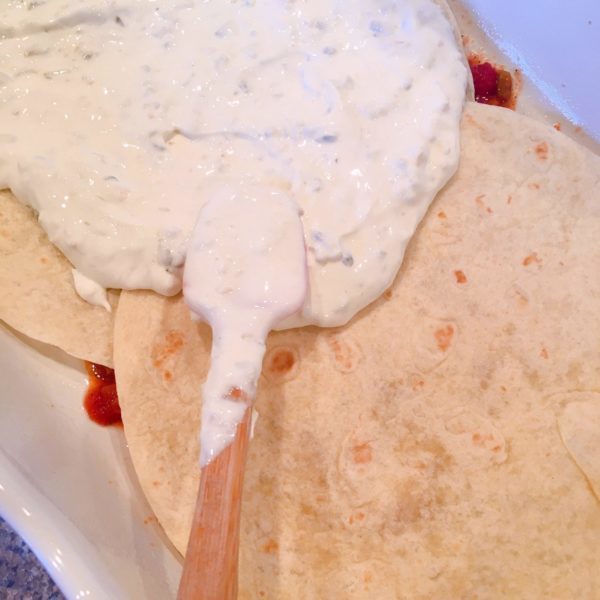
[558,396,600,501]
[0,190,116,366]
[114,102,600,598]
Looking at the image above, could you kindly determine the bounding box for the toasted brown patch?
[434,325,455,352]
[326,334,362,373]
[267,348,294,373]
[263,345,299,382]
[411,378,425,391]
[522,252,541,267]
[535,141,549,160]
[151,330,185,368]
[475,194,493,214]
[348,511,366,525]
[261,539,279,554]
[352,442,373,465]
[454,270,468,284]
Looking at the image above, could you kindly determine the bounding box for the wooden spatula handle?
[177,408,252,600]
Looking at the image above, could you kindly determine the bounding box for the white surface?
[0,326,181,599]
[0,3,598,600]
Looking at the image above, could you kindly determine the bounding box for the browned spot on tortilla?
[348,511,365,524]
[454,270,467,284]
[411,378,425,391]
[261,539,279,554]
[472,432,503,453]
[383,289,393,300]
[163,369,173,381]
[300,503,317,518]
[264,347,296,380]
[39,256,49,264]
[434,325,454,352]
[268,348,296,373]
[152,480,161,487]
[352,442,373,464]
[540,347,549,359]
[437,210,447,219]
[507,195,513,204]
[327,334,362,373]
[151,330,184,368]
[475,194,493,214]
[363,571,373,583]
[534,141,549,160]
[143,515,157,525]
[553,122,561,131]
[528,182,540,190]
[522,252,541,267]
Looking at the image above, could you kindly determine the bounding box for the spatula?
[177,185,307,599]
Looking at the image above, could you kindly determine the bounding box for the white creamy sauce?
[72,268,111,311]
[0,0,467,461]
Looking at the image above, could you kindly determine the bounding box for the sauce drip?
[83,362,122,426]
[469,56,516,109]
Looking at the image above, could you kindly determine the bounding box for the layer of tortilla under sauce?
[84,362,122,426]
[80,60,518,427]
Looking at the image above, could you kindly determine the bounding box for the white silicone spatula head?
[178,184,307,600]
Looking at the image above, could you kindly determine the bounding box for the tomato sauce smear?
[84,362,122,426]
[469,54,517,109]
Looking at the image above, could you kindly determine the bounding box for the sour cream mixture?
[0,0,467,460]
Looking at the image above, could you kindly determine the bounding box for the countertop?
[0,516,64,599]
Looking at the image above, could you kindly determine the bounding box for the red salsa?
[469,55,516,109]
[84,362,122,426]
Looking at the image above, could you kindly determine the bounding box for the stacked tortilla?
[2,101,599,597]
